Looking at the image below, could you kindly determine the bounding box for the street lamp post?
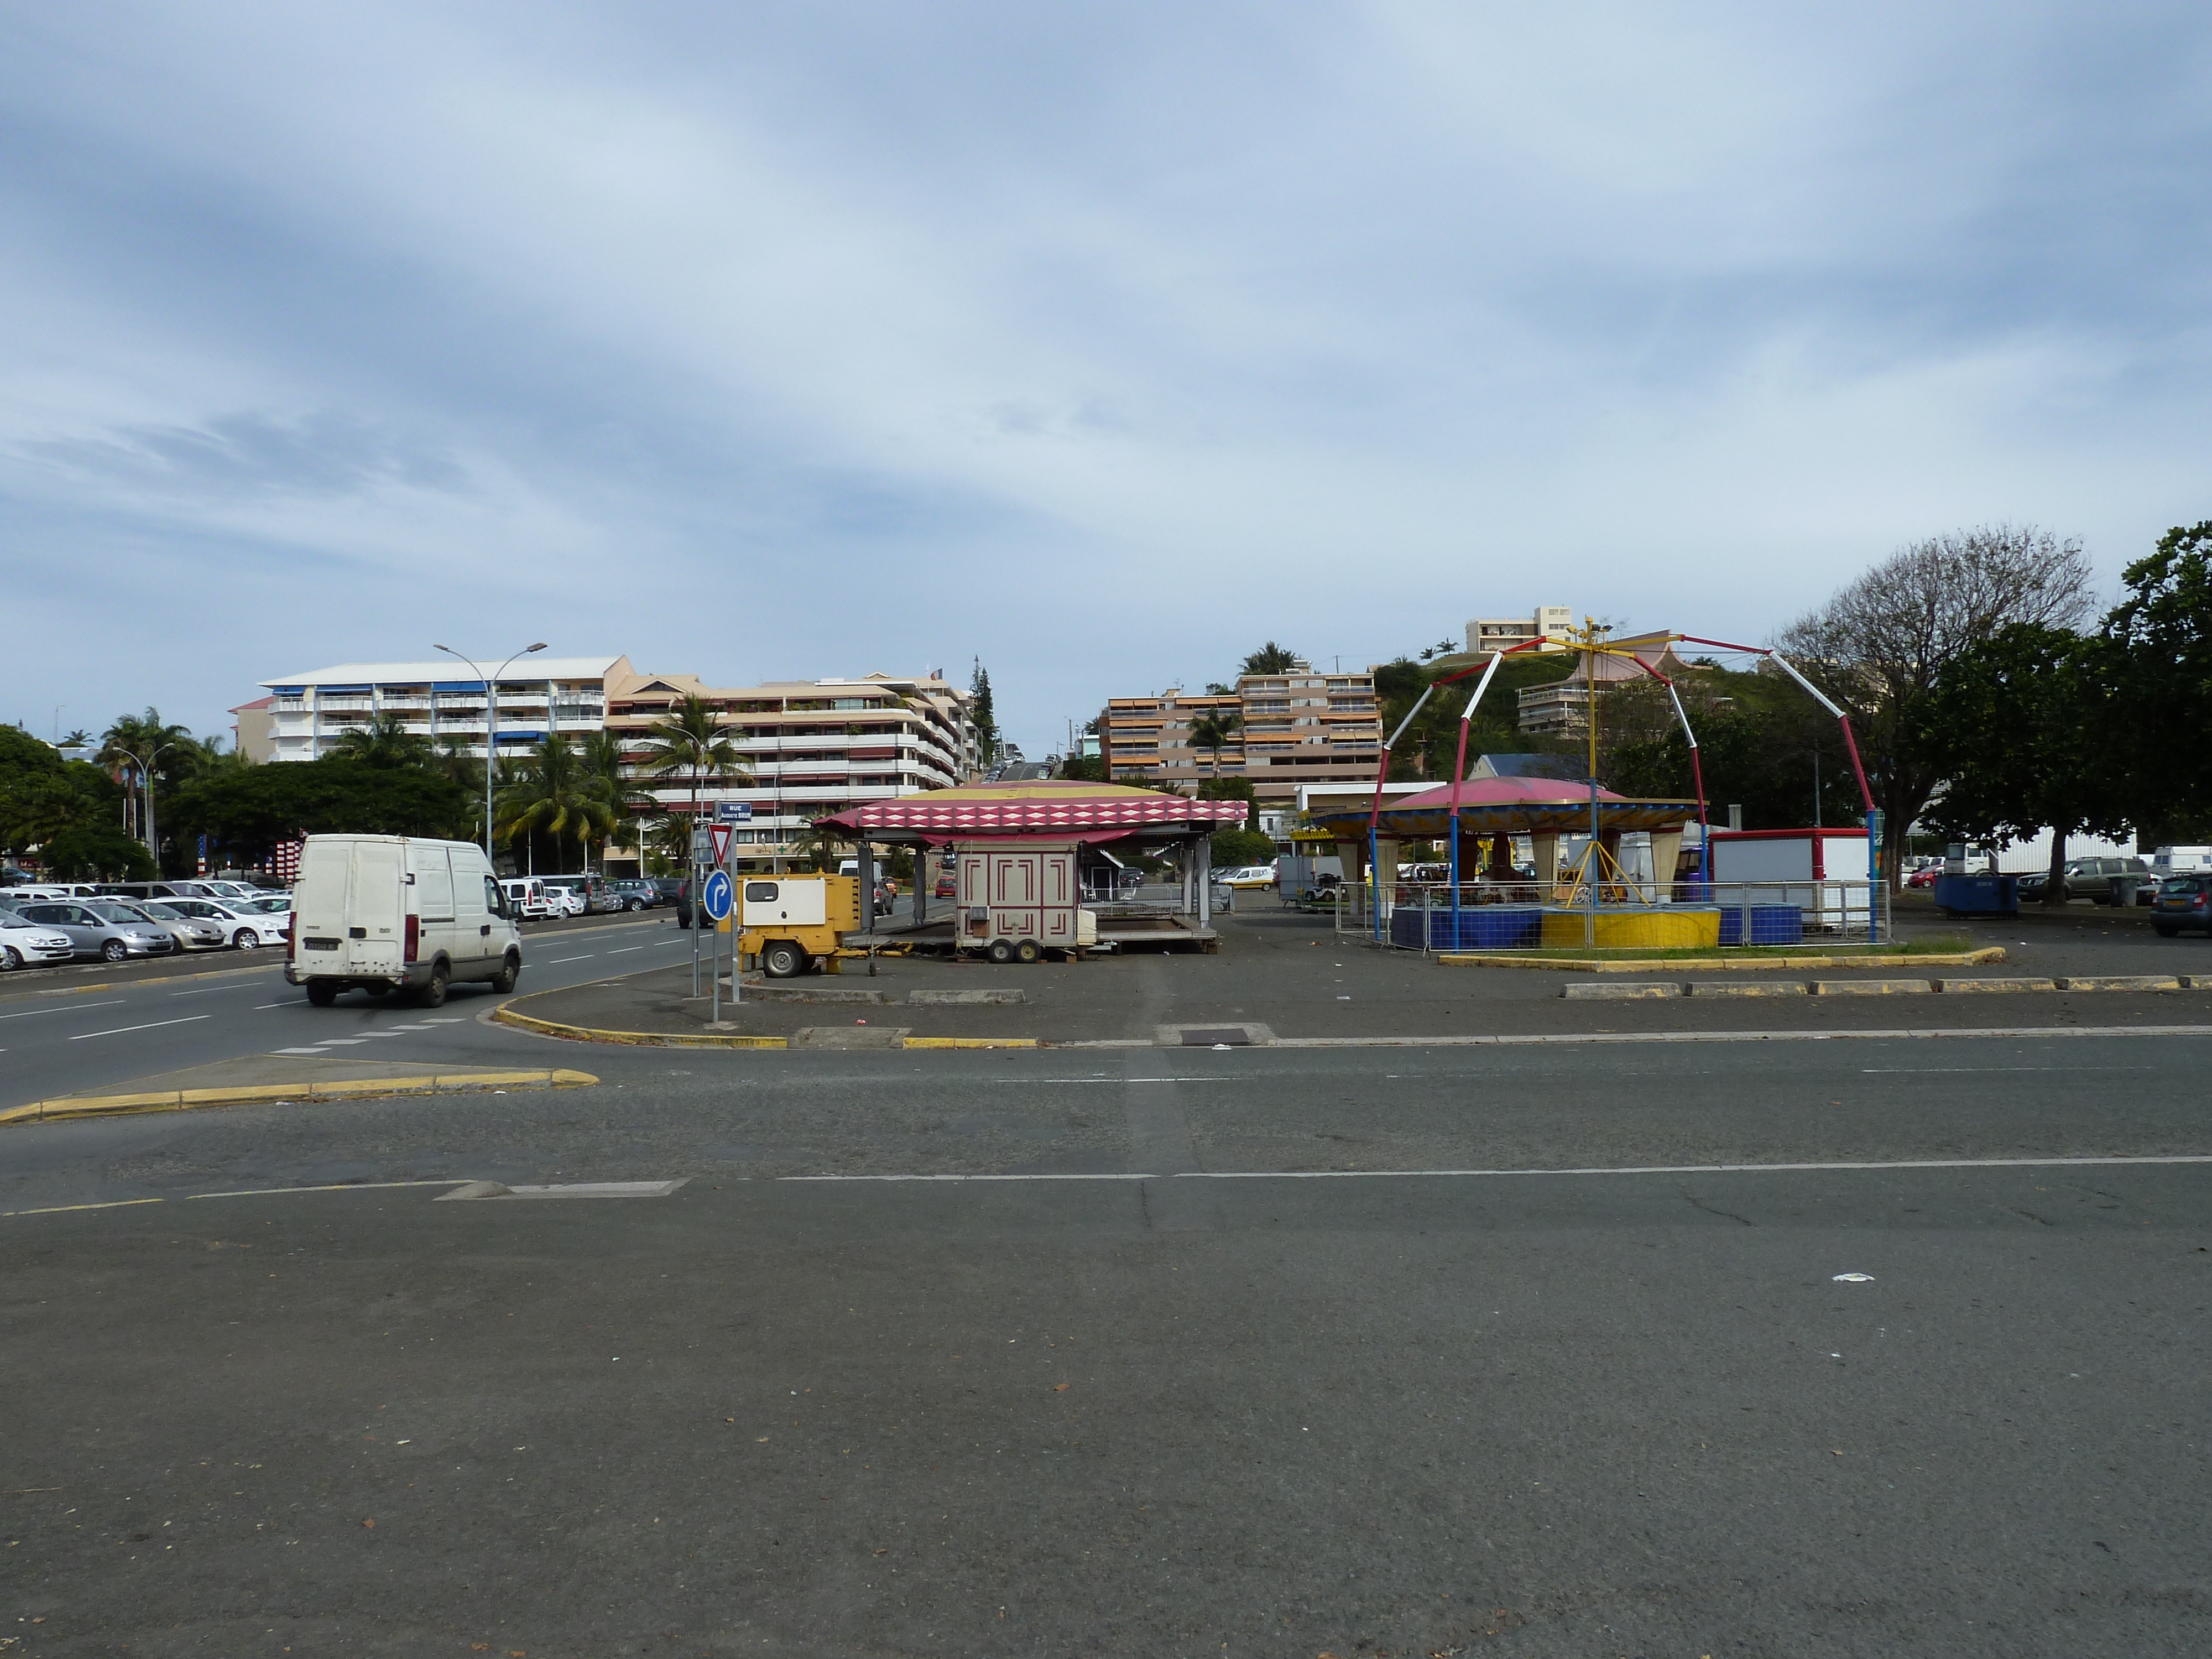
[434,642,549,864]
[109,740,180,867]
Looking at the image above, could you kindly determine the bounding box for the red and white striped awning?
[816,781,1247,836]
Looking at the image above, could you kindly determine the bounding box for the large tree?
[637,695,748,829]
[2100,519,2212,844]
[1187,709,1243,776]
[1240,642,1299,676]
[325,711,435,769]
[166,759,473,865]
[1777,525,2094,885]
[495,735,615,874]
[98,707,197,860]
[1915,624,2117,899]
[969,660,999,766]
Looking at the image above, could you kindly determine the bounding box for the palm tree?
[786,814,852,874]
[637,694,749,836]
[494,735,615,874]
[578,728,651,866]
[1239,642,1299,675]
[326,711,435,769]
[1188,709,1243,776]
[99,708,195,856]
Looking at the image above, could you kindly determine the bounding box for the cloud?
[0,2,2207,753]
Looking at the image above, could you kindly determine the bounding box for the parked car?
[1905,866,1939,890]
[500,878,558,920]
[2153,874,2212,937]
[2061,857,2156,904]
[649,877,685,905]
[123,900,229,952]
[154,896,290,949]
[541,874,619,914]
[0,912,76,971]
[605,878,660,911]
[9,900,179,962]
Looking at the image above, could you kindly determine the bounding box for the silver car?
[126,899,230,952]
[0,911,75,971]
[11,901,179,963]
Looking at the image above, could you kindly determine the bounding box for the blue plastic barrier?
[1390,905,1545,951]
[1718,905,1804,946]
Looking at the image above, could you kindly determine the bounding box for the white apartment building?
[1465,606,1574,656]
[260,656,627,761]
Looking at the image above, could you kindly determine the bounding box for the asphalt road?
[4,1032,2210,1656]
[0,913,697,1112]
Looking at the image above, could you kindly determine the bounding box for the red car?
[1905,867,1938,889]
[935,871,957,899]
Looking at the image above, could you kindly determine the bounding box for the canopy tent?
[814,780,1247,842]
[1306,775,1700,841]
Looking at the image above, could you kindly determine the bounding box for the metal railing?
[1330,878,1890,951]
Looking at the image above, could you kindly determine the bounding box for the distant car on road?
[11,900,178,962]
[0,912,76,971]
[1214,865,1279,890]
[2153,874,2212,937]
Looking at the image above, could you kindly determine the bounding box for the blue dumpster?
[1932,873,2017,916]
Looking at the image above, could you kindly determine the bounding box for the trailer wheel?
[987,938,1016,965]
[1014,938,1042,964]
[763,940,806,978]
[306,980,338,1007]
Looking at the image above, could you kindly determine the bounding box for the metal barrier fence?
[1329,879,1890,951]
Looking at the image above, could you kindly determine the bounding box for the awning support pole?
[1448,651,1505,947]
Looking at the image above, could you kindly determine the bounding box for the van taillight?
[404,914,419,962]
[287,914,297,959]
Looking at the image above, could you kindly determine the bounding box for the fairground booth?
[813,781,1247,959]
[1307,775,1721,948]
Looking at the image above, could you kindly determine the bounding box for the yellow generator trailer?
[716,874,863,977]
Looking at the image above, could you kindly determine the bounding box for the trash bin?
[2109,875,2140,908]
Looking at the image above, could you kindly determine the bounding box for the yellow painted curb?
[1439,947,2008,973]
[902,1036,1039,1049]
[2,1067,599,1125]
[493,1002,794,1048]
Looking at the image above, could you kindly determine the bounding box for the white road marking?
[69,1014,212,1041]
[547,955,593,964]
[317,1038,370,1046]
[983,1077,1243,1086]
[253,1001,301,1010]
[168,984,251,998]
[271,1046,329,1056]
[784,1154,2212,1183]
[609,946,645,954]
[423,1018,463,1024]
[0,1000,127,1021]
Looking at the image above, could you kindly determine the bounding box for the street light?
[434,641,549,862]
[107,738,181,864]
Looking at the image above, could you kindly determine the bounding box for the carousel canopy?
[816,780,1248,840]
[1307,774,1700,838]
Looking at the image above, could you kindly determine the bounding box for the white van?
[287,834,520,1007]
[500,877,557,919]
[2152,846,2212,875]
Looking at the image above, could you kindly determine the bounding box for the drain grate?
[1181,1028,1250,1047]
[436,1179,690,1201]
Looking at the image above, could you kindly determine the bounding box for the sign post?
[702,868,734,1023]
[691,828,714,997]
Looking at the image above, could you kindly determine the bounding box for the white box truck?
[287,834,520,1007]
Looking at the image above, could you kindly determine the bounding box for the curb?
[1562,975,2204,1001]
[496,1003,1042,1050]
[0,1068,600,1125]
[1441,948,2009,973]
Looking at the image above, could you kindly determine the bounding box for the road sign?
[715,801,753,822]
[691,829,715,862]
[708,822,734,866]
[701,869,733,924]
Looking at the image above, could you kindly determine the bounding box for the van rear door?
[294,840,352,966]
[344,841,406,975]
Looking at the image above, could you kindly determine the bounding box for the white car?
[0,913,75,971]
[545,885,586,917]
[1212,864,1279,890]
[158,896,290,950]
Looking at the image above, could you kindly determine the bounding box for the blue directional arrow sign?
[701,869,733,924]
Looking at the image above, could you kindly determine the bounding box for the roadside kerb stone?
[1686,980,1806,998]
[1562,983,1682,1000]
[2056,974,2184,993]
[1154,1023,1278,1046]
[1934,977,2059,993]
[1442,947,2007,973]
[787,1026,912,1050]
[0,1068,599,1125]
[1812,979,1936,996]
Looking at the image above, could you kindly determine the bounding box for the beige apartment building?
[602,669,978,873]
[1099,659,1383,810]
[1464,606,1574,656]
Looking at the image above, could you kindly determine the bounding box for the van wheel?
[492,955,519,993]
[416,964,449,1008]
[763,940,805,979]
[1014,938,1042,964]
[306,980,338,1007]
[987,938,1016,965]
[101,939,129,963]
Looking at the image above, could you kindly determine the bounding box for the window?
[745,881,779,902]
[485,875,506,916]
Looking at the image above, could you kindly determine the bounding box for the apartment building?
[1098,660,1383,809]
[1097,690,1244,790]
[260,656,628,761]
[603,670,977,872]
[1464,606,1574,656]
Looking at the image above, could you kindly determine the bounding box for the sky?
[4,2,2209,760]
